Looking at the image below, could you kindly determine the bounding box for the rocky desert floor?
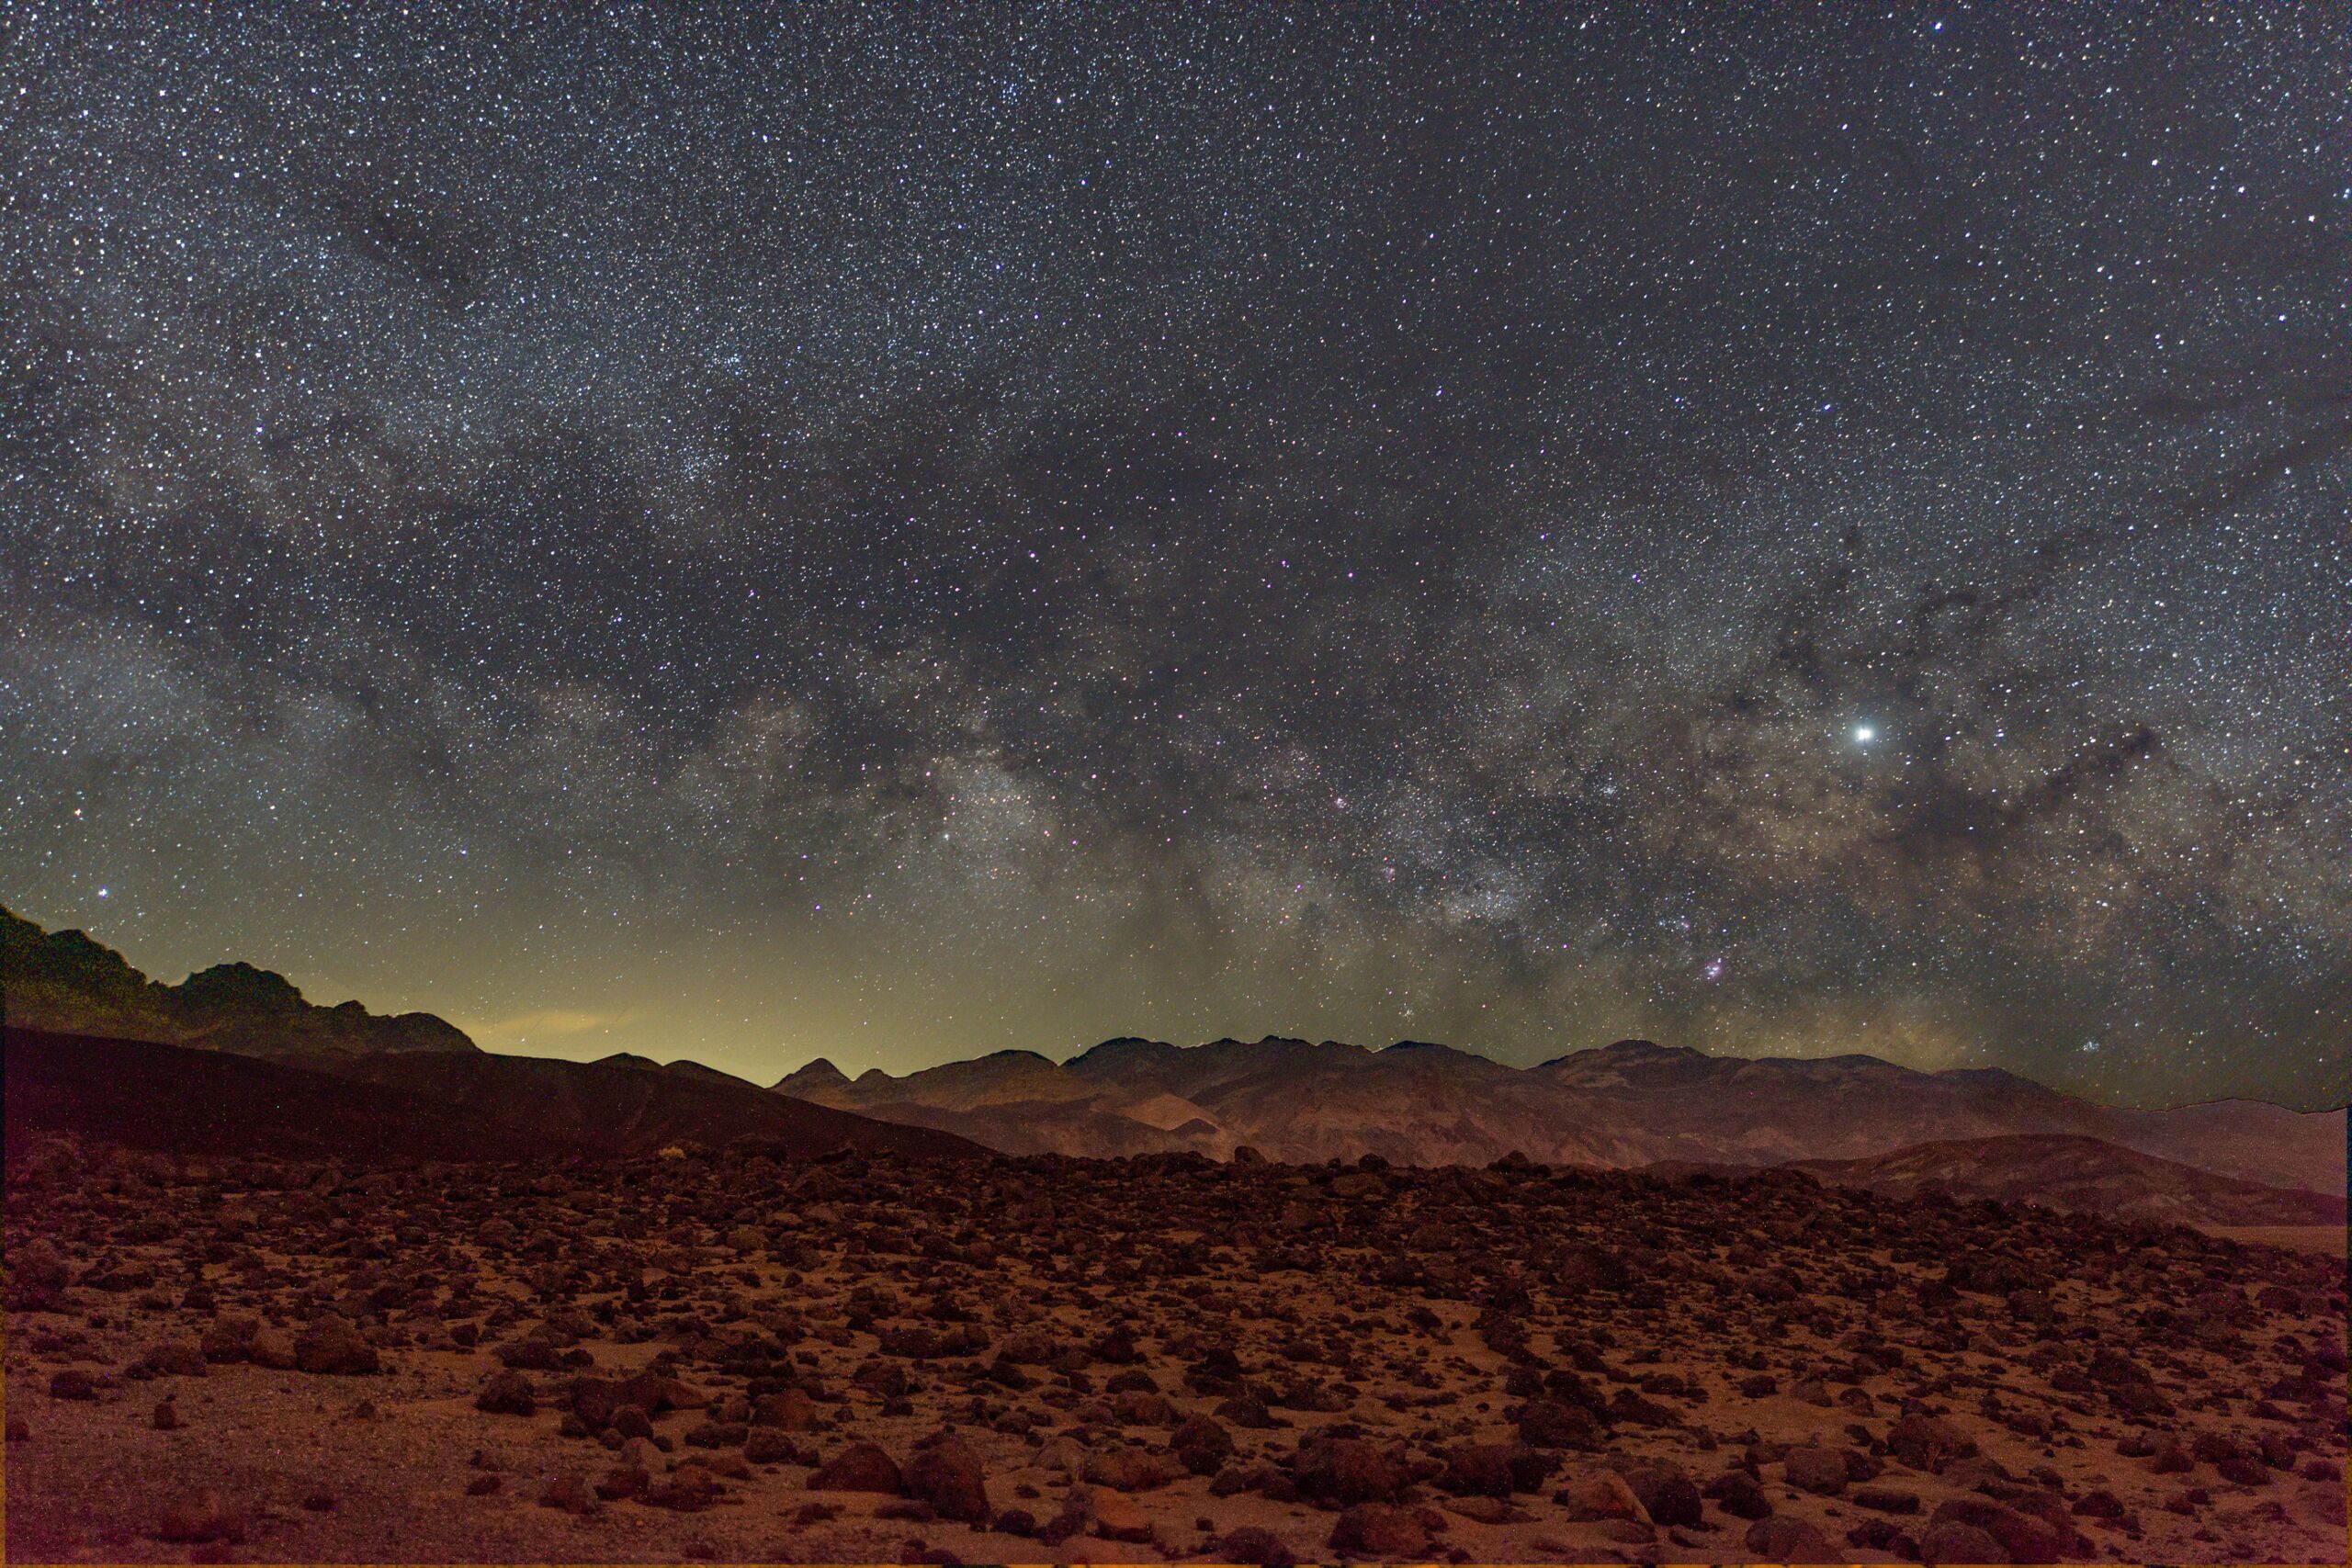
[5,1136,2346,1565]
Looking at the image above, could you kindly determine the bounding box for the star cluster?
[4,5,2344,1107]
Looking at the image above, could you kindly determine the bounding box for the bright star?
[1853,726,1875,744]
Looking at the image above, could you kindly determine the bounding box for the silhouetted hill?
[5,1026,985,1163]
[4,1027,568,1162]
[2,907,478,1061]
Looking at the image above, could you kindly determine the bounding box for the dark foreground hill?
[5,1028,578,1163]
[325,1049,984,1162]
[3,1028,983,1163]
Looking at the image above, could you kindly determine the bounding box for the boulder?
[476,1369,537,1416]
[293,1318,379,1376]
[1292,1435,1411,1506]
[1085,1444,1184,1492]
[1516,1395,1604,1450]
[1556,1469,1648,1523]
[138,1338,208,1378]
[1888,1411,1978,1473]
[1328,1503,1429,1557]
[808,1441,903,1495]
[1784,1444,1849,1495]
[1744,1516,1837,1562]
[905,1434,990,1524]
[1919,1519,2009,1564]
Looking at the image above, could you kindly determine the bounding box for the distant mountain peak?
[2,905,479,1061]
[177,960,309,1014]
[663,1058,748,1087]
[1072,1035,1176,1062]
[1601,1037,1703,1056]
[780,1056,850,1084]
[1535,1037,1710,1069]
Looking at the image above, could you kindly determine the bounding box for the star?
[0,5,2336,1109]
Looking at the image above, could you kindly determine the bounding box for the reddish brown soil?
[6,1136,2345,1564]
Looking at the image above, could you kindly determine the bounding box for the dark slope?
[5,1027,571,1162]
[326,1050,984,1161]
[6,1027,985,1163]
[1786,1133,2352,1227]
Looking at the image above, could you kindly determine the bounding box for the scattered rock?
[1555,1469,1648,1523]
[153,1491,244,1544]
[1706,1468,1772,1519]
[476,1369,537,1416]
[538,1472,596,1515]
[1329,1502,1430,1557]
[1745,1515,1836,1562]
[906,1434,990,1524]
[1516,1395,1604,1450]
[293,1318,379,1376]
[808,1441,904,1495]
[1888,1411,1978,1474]
[1292,1435,1411,1506]
[1087,1485,1155,1543]
[1217,1524,1296,1566]
[138,1337,208,1378]
[1784,1444,1849,1495]
[1920,1518,2009,1564]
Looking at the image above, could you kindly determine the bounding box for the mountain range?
[774,1032,2346,1199]
[3,906,476,1059]
[3,908,975,1163]
[5,906,2343,1223]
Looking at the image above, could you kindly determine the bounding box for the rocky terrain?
[6,1131,2345,1565]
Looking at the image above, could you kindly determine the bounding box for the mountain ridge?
[3,906,479,1061]
[9,906,2339,1205]
[774,1030,2346,1197]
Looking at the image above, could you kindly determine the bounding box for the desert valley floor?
[6,1137,2346,1565]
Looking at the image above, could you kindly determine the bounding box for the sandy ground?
[6,1141,2346,1564]
[2200,1225,2347,1258]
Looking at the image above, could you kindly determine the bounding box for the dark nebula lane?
[3,6,2344,1108]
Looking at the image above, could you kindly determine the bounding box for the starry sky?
[5,5,2346,1110]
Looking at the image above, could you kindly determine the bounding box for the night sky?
[5,6,2345,1109]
